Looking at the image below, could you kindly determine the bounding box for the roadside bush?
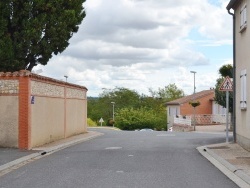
[107,118,115,126]
[115,107,167,130]
[87,118,97,127]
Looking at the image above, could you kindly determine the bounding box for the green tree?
[214,64,233,113]
[100,87,141,110]
[87,97,105,125]
[87,88,141,125]
[0,0,85,71]
[149,83,185,102]
[219,64,233,78]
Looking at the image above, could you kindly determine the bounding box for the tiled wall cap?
[0,70,88,91]
[5,72,12,76]
[19,70,31,76]
[0,70,31,77]
[12,71,19,76]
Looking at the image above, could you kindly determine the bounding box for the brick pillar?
[19,76,31,149]
[64,86,67,138]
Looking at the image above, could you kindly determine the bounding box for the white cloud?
[35,0,233,97]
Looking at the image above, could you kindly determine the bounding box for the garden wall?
[0,70,88,149]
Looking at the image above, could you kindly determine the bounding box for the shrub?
[87,118,97,127]
[115,107,167,130]
[107,118,115,126]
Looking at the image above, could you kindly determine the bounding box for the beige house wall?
[0,96,19,147]
[234,0,250,150]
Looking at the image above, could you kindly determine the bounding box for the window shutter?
[241,7,244,27]
[240,69,247,109]
[244,5,247,24]
[240,4,247,30]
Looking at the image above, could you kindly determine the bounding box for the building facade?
[166,90,215,118]
[166,89,227,128]
[227,0,250,150]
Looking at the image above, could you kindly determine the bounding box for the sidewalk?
[196,124,227,132]
[195,125,250,187]
[0,131,103,175]
[198,143,250,188]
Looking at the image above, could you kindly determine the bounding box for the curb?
[197,146,250,188]
[88,126,121,131]
[0,152,42,173]
[39,131,104,154]
[0,131,103,174]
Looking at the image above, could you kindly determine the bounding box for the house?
[166,89,226,128]
[227,0,250,151]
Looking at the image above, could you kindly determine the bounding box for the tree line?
[87,84,185,130]
[88,64,234,130]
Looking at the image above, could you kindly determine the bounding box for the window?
[169,106,179,116]
[240,69,247,110]
[240,4,247,32]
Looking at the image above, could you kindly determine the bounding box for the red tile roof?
[166,89,214,105]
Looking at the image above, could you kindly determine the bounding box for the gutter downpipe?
[227,8,236,143]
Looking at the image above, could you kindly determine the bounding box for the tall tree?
[99,87,141,110]
[149,83,185,102]
[0,0,85,71]
[219,64,233,78]
[88,87,141,124]
[214,64,233,113]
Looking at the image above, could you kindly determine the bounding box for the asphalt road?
[0,129,237,188]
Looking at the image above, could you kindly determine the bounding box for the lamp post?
[190,71,196,131]
[64,75,68,82]
[111,102,115,127]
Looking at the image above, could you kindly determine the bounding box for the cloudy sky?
[34,0,233,97]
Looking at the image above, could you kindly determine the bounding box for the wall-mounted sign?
[31,96,35,104]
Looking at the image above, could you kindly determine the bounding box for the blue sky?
[35,0,233,96]
[188,28,232,61]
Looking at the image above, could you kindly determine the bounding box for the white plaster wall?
[235,0,250,142]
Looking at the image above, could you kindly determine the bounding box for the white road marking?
[116,171,124,173]
[157,134,175,137]
[105,147,122,150]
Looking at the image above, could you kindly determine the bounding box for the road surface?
[0,129,237,188]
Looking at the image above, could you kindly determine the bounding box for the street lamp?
[111,102,115,127]
[190,71,196,94]
[64,75,68,82]
[190,71,196,131]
